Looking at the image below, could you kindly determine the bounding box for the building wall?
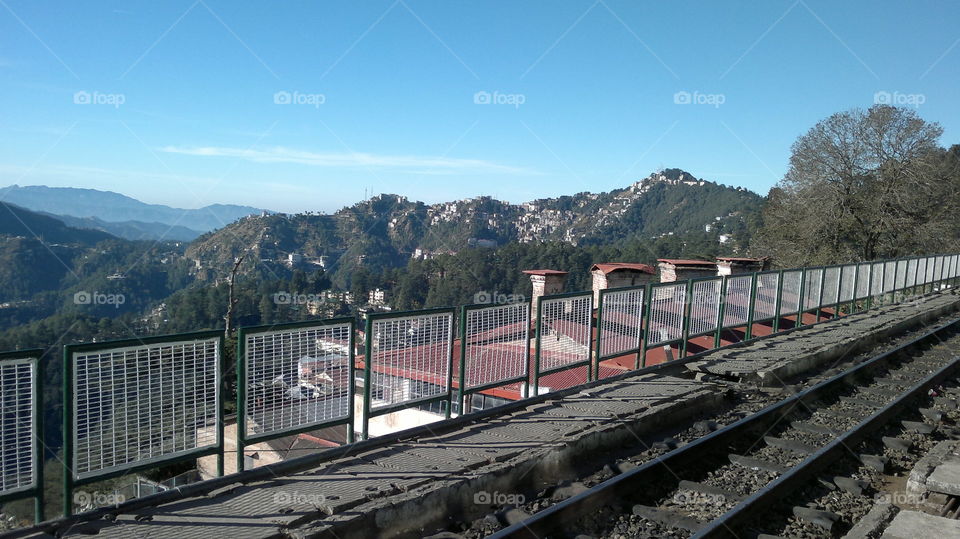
[592,270,657,305]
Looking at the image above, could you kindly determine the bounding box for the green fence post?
[34,354,44,523]
[235,330,246,473]
[850,264,859,316]
[593,292,604,381]
[815,268,826,322]
[532,297,544,396]
[715,276,729,349]
[680,280,693,358]
[216,333,225,478]
[445,311,455,419]
[745,273,758,340]
[773,270,784,333]
[62,347,73,518]
[361,315,373,441]
[638,283,652,369]
[458,306,468,415]
[796,268,807,328]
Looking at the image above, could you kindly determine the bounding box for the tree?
[752,105,947,266]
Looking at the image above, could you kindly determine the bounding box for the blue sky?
[1,0,958,213]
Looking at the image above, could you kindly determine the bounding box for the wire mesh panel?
[0,357,36,495]
[70,335,221,480]
[803,268,823,310]
[780,270,803,315]
[895,260,907,290]
[907,258,918,289]
[935,256,945,283]
[463,303,529,389]
[597,287,644,360]
[241,320,352,441]
[723,274,753,327]
[648,283,687,346]
[883,261,896,293]
[856,263,871,299]
[926,257,936,284]
[839,265,856,303]
[688,278,721,336]
[368,311,453,411]
[754,272,780,321]
[537,293,592,373]
[917,257,928,285]
[871,262,885,296]
[821,266,840,306]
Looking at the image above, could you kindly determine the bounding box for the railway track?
[480,316,960,539]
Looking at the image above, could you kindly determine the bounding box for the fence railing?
[2,253,960,522]
[0,349,43,523]
[236,318,355,472]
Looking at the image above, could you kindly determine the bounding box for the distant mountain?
[40,213,203,242]
[186,169,764,287]
[0,185,267,233]
[0,201,115,245]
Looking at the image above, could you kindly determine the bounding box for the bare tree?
[753,105,946,267]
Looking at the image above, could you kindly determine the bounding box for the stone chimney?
[590,263,657,306]
[522,270,568,314]
[657,259,718,283]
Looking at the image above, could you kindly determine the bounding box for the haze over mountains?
[0,185,267,241]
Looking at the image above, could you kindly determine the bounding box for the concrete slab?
[925,459,960,496]
[881,510,960,538]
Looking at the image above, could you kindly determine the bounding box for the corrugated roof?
[657,259,717,267]
[522,269,569,276]
[716,257,768,262]
[590,262,656,275]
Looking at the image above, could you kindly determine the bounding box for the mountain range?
[185,169,764,287]
[0,185,267,240]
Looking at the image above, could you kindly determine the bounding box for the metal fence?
[458,302,530,413]
[595,286,646,372]
[236,318,355,471]
[63,331,223,517]
[533,292,593,395]
[0,350,43,523]
[4,253,960,523]
[361,308,455,439]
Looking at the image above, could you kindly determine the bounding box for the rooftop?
[716,256,769,263]
[657,259,717,267]
[522,269,569,276]
[590,262,656,275]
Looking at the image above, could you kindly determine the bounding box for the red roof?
[658,259,717,267]
[590,263,656,275]
[716,257,768,263]
[522,269,569,276]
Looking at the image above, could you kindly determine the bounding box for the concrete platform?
[881,510,960,538]
[35,374,720,539]
[685,292,960,385]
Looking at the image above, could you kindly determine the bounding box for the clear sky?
[1,0,958,213]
